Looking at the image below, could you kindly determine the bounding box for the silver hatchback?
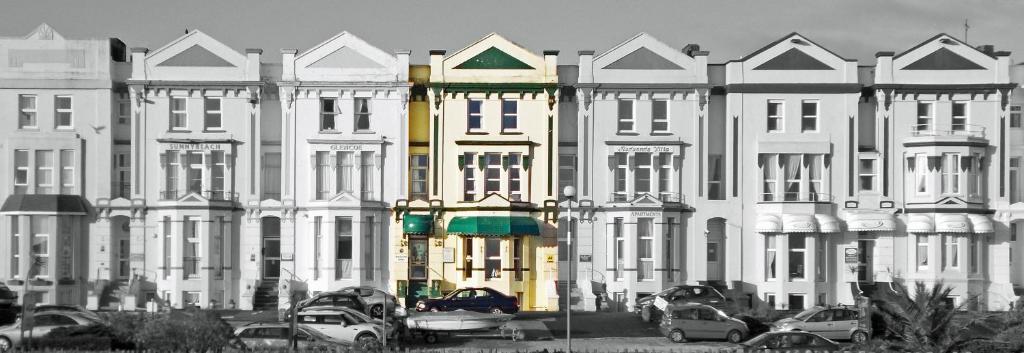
[771,306,868,342]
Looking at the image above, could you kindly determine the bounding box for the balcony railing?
[911,124,986,138]
[261,192,281,201]
[759,192,834,203]
[204,190,238,202]
[183,258,200,279]
[112,182,131,199]
[160,190,180,200]
[608,192,685,204]
[360,190,378,201]
[335,259,352,280]
[658,192,684,204]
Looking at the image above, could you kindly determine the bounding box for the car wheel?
[489,306,504,315]
[0,337,11,352]
[669,329,686,343]
[424,333,439,344]
[356,333,378,345]
[640,306,652,322]
[726,329,743,343]
[429,307,440,312]
[851,330,868,343]
[369,304,385,318]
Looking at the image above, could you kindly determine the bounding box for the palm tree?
[871,280,996,353]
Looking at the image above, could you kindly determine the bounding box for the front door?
[263,238,281,279]
[857,240,874,283]
[407,238,429,306]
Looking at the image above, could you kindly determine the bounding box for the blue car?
[415,287,519,314]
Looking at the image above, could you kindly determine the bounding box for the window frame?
[508,152,523,201]
[354,97,371,131]
[467,99,483,132]
[789,234,807,280]
[117,95,131,125]
[613,152,628,201]
[337,151,355,194]
[858,156,879,193]
[916,101,934,133]
[164,151,180,199]
[35,150,55,194]
[951,101,968,132]
[484,238,502,280]
[634,152,653,197]
[183,216,201,279]
[18,94,38,129]
[915,154,928,195]
[170,97,188,131]
[766,234,777,280]
[501,99,518,132]
[11,216,20,278]
[558,154,576,199]
[185,151,204,195]
[359,151,375,201]
[658,152,673,200]
[484,153,501,195]
[463,152,477,201]
[14,150,29,194]
[335,216,353,280]
[613,217,625,281]
[59,150,75,194]
[54,95,73,129]
[410,154,429,201]
[941,153,961,195]
[767,100,784,133]
[203,97,223,130]
[651,99,669,133]
[320,97,338,132]
[943,234,960,270]
[210,151,225,197]
[30,216,50,279]
[917,234,929,271]
[617,99,635,133]
[800,100,818,132]
[1011,105,1022,128]
[637,218,654,281]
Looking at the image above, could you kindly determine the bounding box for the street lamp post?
[562,186,576,353]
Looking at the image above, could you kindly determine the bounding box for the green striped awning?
[447,216,540,237]
[403,214,434,235]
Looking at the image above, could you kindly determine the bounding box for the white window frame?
[915,154,928,194]
[19,95,37,129]
[117,95,131,125]
[617,99,635,133]
[30,216,50,279]
[116,152,131,198]
[508,152,523,201]
[164,151,180,199]
[943,234,960,270]
[859,156,879,193]
[59,149,74,194]
[501,99,518,132]
[313,216,322,280]
[761,154,778,201]
[162,217,171,279]
[1011,157,1022,203]
[634,152,652,197]
[170,97,188,130]
[335,216,353,280]
[941,153,961,195]
[467,99,483,132]
[463,153,477,201]
[354,97,371,131]
[651,99,669,133]
[204,97,222,130]
[14,150,29,194]
[665,217,675,281]
[917,234,929,271]
[210,151,225,198]
[314,151,331,200]
[951,101,968,132]
[766,234,777,280]
[789,234,807,280]
[484,238,502,280]
[11,216,20,278]
[320,97,338,131]
[612,152,628,201]
[613,217,625,281]
[637,218,654,281]
[186,151,204,195]
[183,216,201,279]
[808,154,823,199]
[1011,105,1022,128]
[35,150,54,194]
[767,100,784,133]
[916,101,934,133]
[359,151,374,201]
[363,216,375,280]
[658,152,673,201]
[484,153,501,195]
[337,151,354,194]
[410,154,429,201]
[54,95,73,129]
[800,100,818,132]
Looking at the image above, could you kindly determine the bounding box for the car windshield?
[792,308,821,321]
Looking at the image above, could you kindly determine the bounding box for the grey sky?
[1,0,1020,65]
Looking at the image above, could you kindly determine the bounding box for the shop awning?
[447,216,540,237]
[936,214,971,233]
[968,214,994,234]
[907,214,935,233]
[815,214,842,233]
[0,195,88,215]
[403,214,434,235]
[756,214,782,233]
[847,211,897,232]
[782,214,818,233]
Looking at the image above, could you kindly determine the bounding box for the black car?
[739,331,840,352]
[295,291,366,313]
[415,287,519,314]
[637,285,730,322]
[0,285,16,307]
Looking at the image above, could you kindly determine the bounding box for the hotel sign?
[612,146,671,153]
[328,144,365,151]
[167,143,225,151]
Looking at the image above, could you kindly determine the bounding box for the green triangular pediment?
[158,45,235,67]
[901,47,985,70]
[308,46,384,69]
[754,48,833,70]
[603,47,684,70]
[454,47,534,70]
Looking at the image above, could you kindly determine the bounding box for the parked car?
[0,311,99,351]
[234,323,344,351]
[738,331,840,352]
[295,309,385,346]
[0,286,16,307]
[33,305,103,323]
[295,291,366,314]
[638,285,730,322]
[334,286,402,318]
[415,287,519,314]
[771,305,868,342]
[299,306,397,340]
[659,303,748,343]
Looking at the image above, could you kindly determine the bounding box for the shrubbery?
[35,308,241,353]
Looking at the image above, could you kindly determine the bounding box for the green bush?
[136,309,240,352]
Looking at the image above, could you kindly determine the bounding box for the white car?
[0,311,98,351]
[234,323,344,350]
[295,309,384,346]
[771,306,868,342]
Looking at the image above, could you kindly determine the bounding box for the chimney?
[543,50,559,82]
[682,44,701,57]
[395,50,410,81]
[874,51,895,85]
[281,49,297,81]
[130,47,148,80]
[976,45,995,56]
[245,48,262,81]
[429,50,445,83]
[691,48,709,83]
[578,50,595,84]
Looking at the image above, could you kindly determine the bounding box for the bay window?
[634,153,652,196]
[508,153,522,201]
[766,234,777,280]
[335,217,352,279]
[637,218,654,281]
[941,153,960,194]
[613,217,624,280]
[35,150,54,194]
[783,154,801,201]
[761,153,828,201]
[613,152,628,201]
[485,238,501,279]
[808,155,822,199]
[314,151,330,200]
[360,151,374,200]
[915,154,928,194]
[484,153,501,194]
[14,150,29,194]
[789,235,806,280]
[463,153,477,201]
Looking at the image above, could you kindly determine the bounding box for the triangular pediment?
[938,197,967,206]
[157,44,236,67]
[307,46,384,69]
[24,23,63,41]
[179,193,205,203]
[328,192,360,203]
[754,48,833,70]
[477,193,514,207]
[454,47,534,70]
[603,47,684,70]
[901,47,985,70]
[630,193,663,206]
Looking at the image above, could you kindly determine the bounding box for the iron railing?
[911,123,986,138]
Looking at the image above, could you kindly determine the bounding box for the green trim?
[447,216,540,237]
[403,214,434,235]
[453,47,534,70]
[429,82,557,94]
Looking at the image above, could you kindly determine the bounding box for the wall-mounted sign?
[612,146,671,153]
[631,211,662,217]
[442,248,455,263]
[167,143,225,151]
[328,144,365,151]
[395,255,408,263]
[579,254,592,263]
[845,248,859,264]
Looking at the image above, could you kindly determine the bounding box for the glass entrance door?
[857,240,873,283]
[407,238,429,306]
[262,217,282,279]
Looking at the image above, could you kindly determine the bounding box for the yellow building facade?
[390,34,560,311]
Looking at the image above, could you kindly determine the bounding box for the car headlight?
[416,302,425,308]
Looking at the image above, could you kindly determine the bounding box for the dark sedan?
[637,285,731,322]
[738,331,840,352]
[415,287,519,314]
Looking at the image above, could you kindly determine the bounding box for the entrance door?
[262,217,281,279]
[407,238,429,306]
[114,217,131,279]
[857,240,874,283]
[707,218,726,281]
